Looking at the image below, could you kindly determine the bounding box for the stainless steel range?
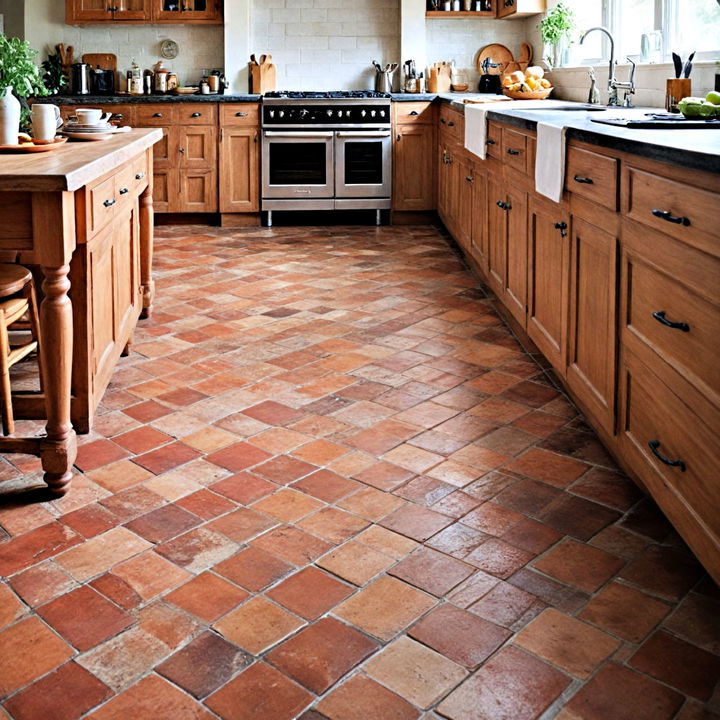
[261,90,392,225]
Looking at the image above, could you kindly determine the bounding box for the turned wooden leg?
[139,186,155,319]
[122,333,133,357]
[38,264,76,496]
[0,323,13,436]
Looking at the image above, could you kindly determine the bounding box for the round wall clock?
[160,39,179,60]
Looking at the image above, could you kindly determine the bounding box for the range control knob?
[300,109,310,118]
[326,109,333,116]
[360,110,367,117]
[269,110,275,118]
[371,110,377,117]
[379,109,386,117]
[278,110,285,118]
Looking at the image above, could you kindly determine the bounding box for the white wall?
[0,0,25,38]
[23,0,224,86]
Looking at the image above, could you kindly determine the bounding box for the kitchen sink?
[518,104,608,112]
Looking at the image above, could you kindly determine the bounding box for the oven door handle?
[336,131,391,138]
[264,131,335,138]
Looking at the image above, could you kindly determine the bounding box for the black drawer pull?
[135,172,145,180]
[409,110,419,116]
[119,187,129,195]
[652,310,690,333]
[505,0,515,6]
[448,121,455,127]
[573,174,594,184]
[235,112,249,117]
[554,221,568,237]
[496,201,511,211]
[153,112,163,118]
[191,112,202,118]
[652,209,690,226]
[648,440,686,472]
[103,198,116,207]
[466,176,474,183]
[111,113,124,120]
[486,139,496,145]
[179,147,185,153]
[440,117,447,124]
[507,148,521,156]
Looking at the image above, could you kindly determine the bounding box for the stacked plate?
[62,121,120,141]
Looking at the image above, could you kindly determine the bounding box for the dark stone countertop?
[35,94,261,104]
[391,93,439,101]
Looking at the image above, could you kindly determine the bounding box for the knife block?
[428,64,452,93]
[666,78,691,113]
[250,62,277,94]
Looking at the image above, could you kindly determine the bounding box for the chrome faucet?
[579,26,636,106]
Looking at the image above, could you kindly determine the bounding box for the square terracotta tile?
[662,592,720,654]
[251,488,324,524]
[409,604,510,668]
[74,439,129,472]
[85,674,216,720]
[266,617,378,693]
[37,585,133,651]
[251,525,333,566]
[356,525,419,559]
[389,547,474,597]
[539,495,621,541]
[214,545,293,592]
[205,442,272,473]
[0,523,81,577]
[469,580,546,630]
[514,608,620,678]
[352,461,415,492]
[569,467,644,511]
[210,472,277,505]
[492,478,561,516]
[464,538,534,579]
[0,617,73,695]
[156,631,252,698]
[0,583,26,627]
[113,426,173,455]
[253,455,318,485]
[89,573,142,610]
[383,444,444,474]
[124,504,201,544]
[363,636,467,710]
[206,663,313,720]
[315,675,419,720]
[4,661,111,720]
[292,439,348,465]
[174,489,236,520]
[579,582,671,642]
[61,504,118,539]
[500,517,562,555]
[293,469,361,503]
[182,426,239,453]
[619,545,704,601]
[462,502,524,536]
[317,540,395,586]
[155,527,239,574]
[110,550,191,601]
[267,567,354,620]
[533,539,625,593]
[437,645,570,720]
[334,576,436,641]
[562,663,683,720]
[379,504,453,542]
[213,596,304,654]
[132,442,201,475]
[166,571,249,622]
[506,448,589,488]
[242,400,305,426]
[99,486,165,523]
[298,507,369,544]
[208,507,277,543]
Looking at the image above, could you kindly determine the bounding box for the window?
[567,0,720,65]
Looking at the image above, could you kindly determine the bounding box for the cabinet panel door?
[113,207,141,342]
[567,216,617,434]
[220,127,259,213]
[67,0,114,21]
[527,196,569,371]
[504,186,528,326]
[114,0,151,20]
[178,126,217,169]
[152,170,174,213]
[438,146,450,221]
[87,225,117,381]
[456,156,474,254]
[392,124,435,211]
[486,175,507,297]
[178,170,217,212]
[149,127,173,170]
[470,168,488,274]
[154,0,220,21]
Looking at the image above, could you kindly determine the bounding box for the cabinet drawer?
[136,105,175,126]
[220,104,260,126]
[502,127,528,174]
[620,349,720,575]
[395,102,434,125]
[439,108,463,144]
[107,105,135,126]
[177,104,217,125]
[566,145,618,211]
[622,221,720,407]
[115,154,149,206]
[88,174,118,234]
[486,122,502,159]
[624,166,719,256]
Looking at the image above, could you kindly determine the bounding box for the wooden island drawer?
[502,127,528,174]
[619,349,720,579]
[220,104,260,126]
[486,122,502,159]
[395,102,434,124]
[566,144,618,210]
[177,104,217,125]
[87,173,118,234]
[439,107,463,144]
[136,105,175,126]
[623,166,719,256]
[115,153,149,206]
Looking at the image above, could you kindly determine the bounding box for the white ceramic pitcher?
[0,87,21,146]
[31,104,63,142]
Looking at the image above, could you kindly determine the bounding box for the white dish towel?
[464,104,492,160]
[535,121,568,203]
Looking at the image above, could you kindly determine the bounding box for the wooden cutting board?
[477,44,514,76]
[517,42,534,71]
[82,53,117,71]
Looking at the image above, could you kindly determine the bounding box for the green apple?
[706,90,720,105]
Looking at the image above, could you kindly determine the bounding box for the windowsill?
[550,59,719,72]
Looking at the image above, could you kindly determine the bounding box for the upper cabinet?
[66,0,222,24]
[425,0,545,19]
[496,0,546,19]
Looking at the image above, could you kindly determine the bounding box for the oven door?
[335,130,392,199]
[263,131,334,199]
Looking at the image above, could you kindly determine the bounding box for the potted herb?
[538,2,575,69]
[0,36,48,144]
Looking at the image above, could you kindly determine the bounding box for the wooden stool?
[0,264,42,436]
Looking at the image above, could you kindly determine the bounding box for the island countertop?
[0,128,163,193]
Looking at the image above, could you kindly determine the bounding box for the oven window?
[270,143,327,185]
[344,141,383,185]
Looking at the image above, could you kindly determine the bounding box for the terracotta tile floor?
[1,223,719,720]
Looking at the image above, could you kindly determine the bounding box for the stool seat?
[0,264,33,298]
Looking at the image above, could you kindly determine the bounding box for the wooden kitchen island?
[0,128,162,495]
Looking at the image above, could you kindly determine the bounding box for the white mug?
[75,108,112,125]
[31,104,63,142]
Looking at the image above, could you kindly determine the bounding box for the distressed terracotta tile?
[267,567,354,620]
[315,675,419,720]
[165,571,248,622]
[317,540,395,586]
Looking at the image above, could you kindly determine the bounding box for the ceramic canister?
[0,87,21,146]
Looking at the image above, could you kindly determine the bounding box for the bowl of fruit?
[502,67,553,100]
[678,91,720,119]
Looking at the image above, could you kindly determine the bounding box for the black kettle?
[71,63,91,95]
[478,57,502,94]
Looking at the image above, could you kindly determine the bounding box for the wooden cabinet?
[66,0,221,23]
[219,103,260,214]
[496,0,546,19]
[393,124,436,211]
[527,195,569,370]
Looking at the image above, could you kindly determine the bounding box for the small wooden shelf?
[425,10,495,17]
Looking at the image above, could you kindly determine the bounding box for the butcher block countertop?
[0,128,163,193]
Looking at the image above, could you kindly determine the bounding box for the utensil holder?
[665,78,691,113]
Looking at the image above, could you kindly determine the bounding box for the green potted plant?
[538,2,575,69]
[0,36,49,144]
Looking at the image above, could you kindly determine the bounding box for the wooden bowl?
[451,83,470,93]
[173,86,198,95]
[502,87,553,100]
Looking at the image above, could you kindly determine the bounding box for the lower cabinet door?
[152,169,174,213]
[220,126,260,213]
[503,185,528,327]
[177,169,218,213]
[527,195,569,371]
[392,124,436,211]
[486,175,507,297]
[470,166,488,274]
[566,215,618,434]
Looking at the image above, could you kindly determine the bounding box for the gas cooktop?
[264,90,392,100]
